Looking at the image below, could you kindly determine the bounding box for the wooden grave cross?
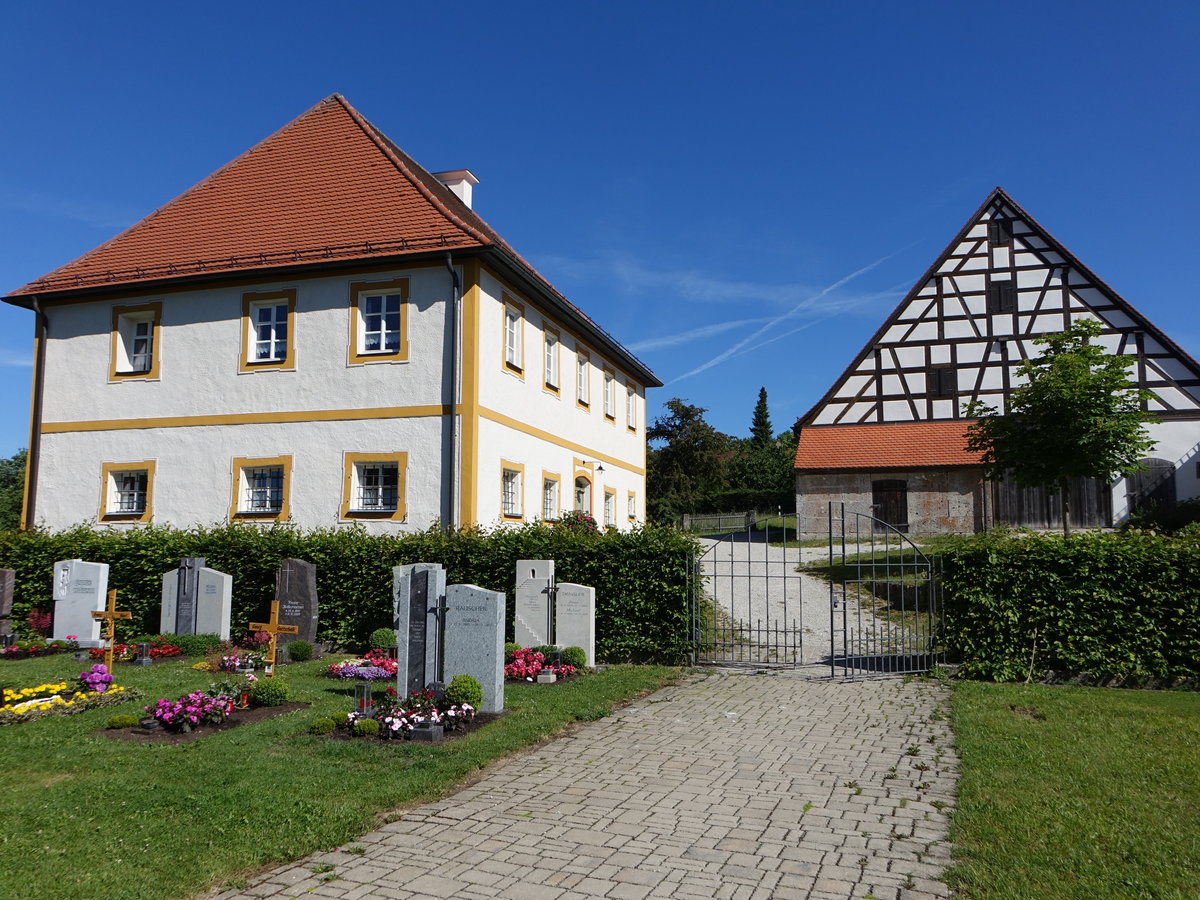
[249,600,298,677]
[91,589,132,673]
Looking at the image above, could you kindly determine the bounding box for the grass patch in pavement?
[0,653,681,900]
[949,680,1200,899]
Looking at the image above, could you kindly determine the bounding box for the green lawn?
[949,681,1200,900]
[0,653,681,900]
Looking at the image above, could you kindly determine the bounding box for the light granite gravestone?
[555,582,596,666]
[275,559,318,645]
[393,563,445,697]
[514,559,553,648]
[52,559,109,647]
[442,584,506,714]
[0,568,13,636]
[160,558,232,640]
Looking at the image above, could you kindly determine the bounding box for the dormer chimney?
[433,169,480,208]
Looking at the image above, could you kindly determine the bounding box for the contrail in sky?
[627,317,773,353]
[666,248,911,385]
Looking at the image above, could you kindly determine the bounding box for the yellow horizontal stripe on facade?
[477,406,646,476]
[41,405,451,434]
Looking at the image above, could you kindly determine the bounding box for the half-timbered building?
[794,187,1200,533]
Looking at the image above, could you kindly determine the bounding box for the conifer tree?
[750,387,773,447]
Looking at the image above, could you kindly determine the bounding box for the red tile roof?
[794,421,982,470]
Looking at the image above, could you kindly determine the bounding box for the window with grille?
[244,466,284,512]
[360,292,402,353]
[542,478,558,520]
[502,468,522,518]
[251,302,289,362]
[355,462,399,511]
[604,491,616,526]
[113,470,147,513]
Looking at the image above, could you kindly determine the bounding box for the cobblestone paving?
[216,669,957,900]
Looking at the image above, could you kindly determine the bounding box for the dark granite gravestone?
[393,563,445,698]
[0,568,13,636]
[161,558,232,640]
[275,559,318,645]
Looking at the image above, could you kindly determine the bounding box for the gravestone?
[442,584,506,714]
[160,558,232,640]
[52,559,109,647]
[393,563,445,698]
[0,568,13,636]
[555,582,596,667]
[514,559,553,648]
[275,559,318,645]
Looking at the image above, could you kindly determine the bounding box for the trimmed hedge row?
[940,527,1200,682]
[0,522,699,663]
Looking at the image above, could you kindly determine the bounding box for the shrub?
[332,712,350,729]
[561,646,587,668]
[530,645,557,659]
[158,633,224,657]
[308,716,335,735]
[1124,496,1200,534]
[248,678,289,707]
[941,529,1200,681]
[105,714,139,729]
[445,674,483,708]
[367,627,396,650]
[286,640,313,662]
[504,642,521,660]
[352,717,380,737]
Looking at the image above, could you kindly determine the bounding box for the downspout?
[22,296,47,530]
[445,253,462,532]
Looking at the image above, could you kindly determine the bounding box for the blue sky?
[2,1,1197,455]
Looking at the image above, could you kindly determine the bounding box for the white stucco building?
[5,95,659,532]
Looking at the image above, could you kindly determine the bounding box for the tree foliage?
[965,319,1156,534]
[646,399,730,523]
[0,449,26,531]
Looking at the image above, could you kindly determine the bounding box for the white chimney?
[433,169,480,208]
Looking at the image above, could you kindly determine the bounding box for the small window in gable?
[988,217,1013,246]
[341,452,407,520]
[110,302,162,380]
[987,280,1016,314]
[240,290,295,372]
[99,461,155,523]
[927,367,957,399]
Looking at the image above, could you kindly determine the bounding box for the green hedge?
[0,522,698,663]
[940,528,1200,682]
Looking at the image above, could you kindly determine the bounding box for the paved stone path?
[218,670,957,900]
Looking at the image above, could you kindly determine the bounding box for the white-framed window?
[542,477,558,520]
[111,303,162,379]
[504,302,523,370]
[360,291,402,354]
[243,465,285,513]
[113,470,148,513]
[628,493,637,521]
[355,462,399,511]
[576,351,590,406]
[604,371,616,419]
[250,301,289,362]
[544,331,559,390]
[502,466,523,518]
[626,387,637,430]
[604,490,616,527]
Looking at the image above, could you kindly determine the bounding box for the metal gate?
[689,515,809,666]
[827,502,943,678]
